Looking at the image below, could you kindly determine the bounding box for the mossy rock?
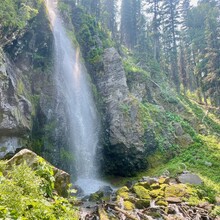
[135,181,150,189]
[160,184,168,190]
[89,191,104,202]
[117,186,129,194]
[124,201,135,210]
[158,177,169,184]
[135,199,150,209]
[149,189,164,198]
[156,200,168,206]
[151,183,160,189]
[116,186,129,200]
[133,185,150,199]
[165,184,188,198]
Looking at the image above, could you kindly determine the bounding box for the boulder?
[133,185,150,199]
[173,122,184,136]
[177,172,203,185]
[7,149,70,197]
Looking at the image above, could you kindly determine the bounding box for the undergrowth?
[0,160,78,220]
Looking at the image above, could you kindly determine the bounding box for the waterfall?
[46,0,105,195]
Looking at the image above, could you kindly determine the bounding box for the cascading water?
[46,0,106,195]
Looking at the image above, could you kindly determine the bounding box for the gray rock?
[0,49,32,158]
[177,173,203,185]
[141,176,158,185]
[176,133,193,147]
[204,161,212,167]
[97,48,147,175]
[173,122,184,136]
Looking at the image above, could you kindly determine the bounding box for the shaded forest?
[71,0,220,107]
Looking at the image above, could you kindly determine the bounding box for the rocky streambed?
[77,175,220,220]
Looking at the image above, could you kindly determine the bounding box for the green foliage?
[60,148,74,163]
[71,6,114,68]
[0,0,42,29]
[180,97,220,133]
[123,59,150,82]
[0,161,78,219]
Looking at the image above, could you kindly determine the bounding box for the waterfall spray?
[46,0,105,195]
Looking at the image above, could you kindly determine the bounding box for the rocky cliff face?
[0,48,31,157]
[0,4,54,163]
[0,3,74,172]
[97,48,148,176]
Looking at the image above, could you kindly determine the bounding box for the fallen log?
[98,206,110,220]
[106,203,138,220]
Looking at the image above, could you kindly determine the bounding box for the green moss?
[150,189,164,198]
[155,200,168,206]
[89,191,104,202]
[211,206,220,217]
[135,199,150,209]
[165,184,189,198]
[136,181,150,189]
[116,186,129,200]
[124,201,134,210]
[60,148,74,163]
[0,146,7,153]
[150,183,160,189]
[133,185,150,199]
[17,79,25,95]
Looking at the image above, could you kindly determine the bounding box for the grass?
[107,133,220,202]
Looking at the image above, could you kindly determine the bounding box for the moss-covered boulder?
[116,186,130,200]
[133,185,150,199]
[135,199,151,209]
[165,184,189,198]
[124,201,135,210]
[89,191,104,202]
[149,189,164,198]
[7,149,70,197]
[150,183,160,189]
[136,181,151,189]
[155,200,168,206]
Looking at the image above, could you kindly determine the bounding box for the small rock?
[173,122,184,136]
[151,183,160,189]
[198,202,214,211]
[204,161,212,167]
[158,177,170,184]
[125,180,137,188]
[166,197,182,203]
[167,206,177,214]
[177,173,203,185]
[135,199,151,209]
[141,176,158,185]
[98,186,113,197]
[156,200,168,206]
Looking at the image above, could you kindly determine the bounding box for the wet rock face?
[97,48,147,176]
[0,6,68,170]
[0,49,32,158]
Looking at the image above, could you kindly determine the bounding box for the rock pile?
[79,175,219,220]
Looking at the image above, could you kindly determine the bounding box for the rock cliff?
[97,48,148,175]
[0,48,31,157]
